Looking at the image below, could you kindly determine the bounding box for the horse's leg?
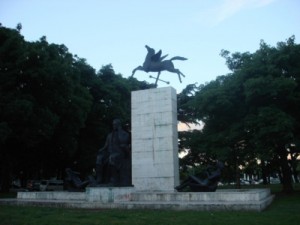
[164,61,185,83]
[176,69,186,83]
[167,68,185,83]
[131,66,144,77]
[177,70,182,83]
[155,71,161,86]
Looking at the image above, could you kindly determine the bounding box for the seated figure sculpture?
[175,161,224,192]
[96,119,131,186]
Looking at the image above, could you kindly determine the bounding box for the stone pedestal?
[14,188,274,211]
[86,187,134,203]
[131,87,179,191]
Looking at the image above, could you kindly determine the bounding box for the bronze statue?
[96,119,131,186]
[64,168,92,191]
[175,161,224,192]
[131,45,187,85]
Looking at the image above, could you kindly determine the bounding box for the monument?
[5,46,274,211]
[12,85,274,211]
[131,45,187,85]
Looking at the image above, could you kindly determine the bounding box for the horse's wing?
[160,54,168,61]
[151,50,162,62]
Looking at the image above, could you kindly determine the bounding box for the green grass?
[0,185,299,225]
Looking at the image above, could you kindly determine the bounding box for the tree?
[0,25,157,191]
[0,26,92,190]
[179,37,300,193]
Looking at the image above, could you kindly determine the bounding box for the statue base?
[86,187,134,203]
[3,188,274,211]
[131,87,179,191]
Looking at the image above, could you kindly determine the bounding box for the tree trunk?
[235,161,241,189]
[0,149,12,192]
[261,160,269,185]
[290,154,299,183]
[278,148,294,193]
[0,164,11,193]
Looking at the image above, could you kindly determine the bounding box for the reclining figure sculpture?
[175,161,224,192]
[64,168,93,191]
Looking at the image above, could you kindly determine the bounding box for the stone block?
[131,87,179,191]
[86,187,134,203]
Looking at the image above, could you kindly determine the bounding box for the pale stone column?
[131,87,179,191]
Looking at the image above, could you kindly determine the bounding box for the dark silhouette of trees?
[178,37,300,193]
[0,25,153,191]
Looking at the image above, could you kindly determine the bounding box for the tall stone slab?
[131,87,179,191]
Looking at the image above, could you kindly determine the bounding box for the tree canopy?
[0,25,153,191]
[179,36,300,193]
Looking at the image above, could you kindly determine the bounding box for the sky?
[1,0,299,93]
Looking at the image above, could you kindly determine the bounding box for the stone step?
[1,194,274,211]
[130,189,271,202]
[118,194,274,211]
[5,188,274,211]
[17,191,86,201]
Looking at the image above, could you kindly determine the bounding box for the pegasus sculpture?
[131,45,187,85]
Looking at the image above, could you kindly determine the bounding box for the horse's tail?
[170,56,188,61]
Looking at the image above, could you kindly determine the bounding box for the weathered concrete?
[131,87,179,191]
[17,191,85,201]
[131,189,272,202]
[86,187,134,203]
[125,189,274,211]
[1,188,274,211]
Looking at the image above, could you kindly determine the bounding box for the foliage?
[179,36,300,192]
[0,25,153,191]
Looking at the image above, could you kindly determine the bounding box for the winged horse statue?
[131,45,187,85]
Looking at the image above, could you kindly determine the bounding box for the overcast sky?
[1,0,299,92]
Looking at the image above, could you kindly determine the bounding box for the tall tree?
[0,26,92,190]
[179,37,300,193]
[0,25,156,191]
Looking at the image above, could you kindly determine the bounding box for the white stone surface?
[11,188,274,211]
[131,87,179,191]
[86,187,134,203]
[17,191,85,200]
[131,189,272,202]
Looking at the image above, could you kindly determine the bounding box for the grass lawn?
[0,185,299,225]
